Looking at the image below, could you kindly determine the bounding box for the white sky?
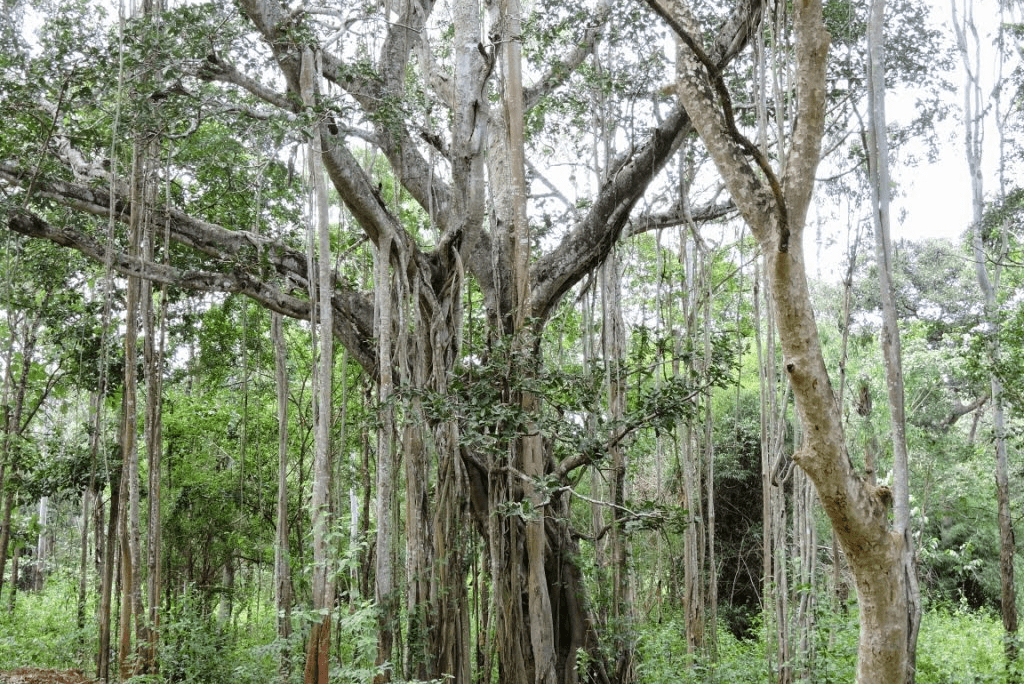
[893,0,973,243]
[807,0,1011,280]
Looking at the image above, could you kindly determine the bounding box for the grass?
[0,577,1017,683]
[637,602,1013,684]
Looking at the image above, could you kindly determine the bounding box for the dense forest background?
[0,0,1023,682]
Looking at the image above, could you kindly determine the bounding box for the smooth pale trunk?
[951,0,1019,665]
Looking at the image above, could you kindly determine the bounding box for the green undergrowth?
[0,577,1015,683]
[637,602,1012,684]
[0,572,94,671]
[0,576,381,684]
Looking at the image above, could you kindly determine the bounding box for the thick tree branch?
[530,0,761,322]
[1,168,378,374]
[199,53,296,111]
[782,0,831,231]
[238,0,451,267]
[652,0,779,250]
[239,0,454,235]
[627,198,736,235]
[934,394,987,431]
[1,161,300,269]
[531,106,693,322]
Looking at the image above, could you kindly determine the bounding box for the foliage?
[710,389,764,639]
[159,591,237,684]
[0,574,95,671]
[635,606,859,684]
[915,604,1009,683]
[635,604,1011,684]
[916,441,1005,611]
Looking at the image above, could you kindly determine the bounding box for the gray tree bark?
[117,143,145,682]
[299,46,336,684]
[272,312,293,684]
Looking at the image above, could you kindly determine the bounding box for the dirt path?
[0,669,97,684]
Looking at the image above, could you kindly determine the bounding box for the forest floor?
[0,670,97,684]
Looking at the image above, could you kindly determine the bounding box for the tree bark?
[117,141,146,683]
[372,235,397,684]
[299,46,336,684]
[755,261,793,683]
[602,247,636,682]
[0,305,46,603]
[141,217,166,675]
[97,468,120,682]
[32,496,48,591]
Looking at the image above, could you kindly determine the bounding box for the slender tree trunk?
[119,0,164,659]
[7,542,19,610]
[605,255,633,635]
[679,240,705,657]
[300,47,335,684]
[272,312,293,683]
[602,248,636,682]
[653,232,670,618]
[118,142,145,683]
[865,2,921,679]
[117,439,135,681]
[504,0,558,679]
[373,234,397,684]
[951,0,1018,670]
[79,388,103,664]
[97,466,121,680]
[702,262,718,664]
[664,0,916,678]
[359,389,372,602]
[0,310,43,602]
[757,265,792,684]
[0,304,14,604]
[96,9,125,673]
[78,484,92,640]
[794,469,817,678]
[141,214,167,675]
[32,496,48,591]
[0,487,14,607]
[991,31,1017,665]
[751,16,792,681]
[403,416,429,679]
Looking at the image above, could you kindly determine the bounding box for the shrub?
[159,593,235,684]
[0,573,95,671]
[915,603,1007,684]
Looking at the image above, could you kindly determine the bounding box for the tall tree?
[299,46,336,684]
[951,0,1019,669]
[0,0,792,681]
[865,0,921,679]
[648,0,916,679]
[116,138,144,683]
[0,301,46,602]
[271,311,292,684]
